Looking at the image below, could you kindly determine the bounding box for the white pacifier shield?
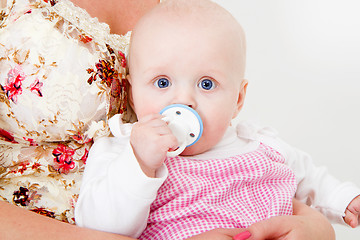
[160,104,203,157]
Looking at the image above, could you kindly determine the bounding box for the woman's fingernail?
[233,231,252,240]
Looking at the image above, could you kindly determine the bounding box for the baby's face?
[128,12,247,155]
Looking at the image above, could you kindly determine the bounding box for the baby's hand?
[344,195,360,228]
[130,113,178,178]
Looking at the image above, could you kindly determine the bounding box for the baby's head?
[128,0,248,155]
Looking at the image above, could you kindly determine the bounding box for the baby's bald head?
[129,0,246,80]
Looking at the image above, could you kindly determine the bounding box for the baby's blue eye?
[155,78,171,88]
[199,79,215,90]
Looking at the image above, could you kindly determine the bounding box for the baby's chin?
[179,136,221,156]
[180,144,211,156]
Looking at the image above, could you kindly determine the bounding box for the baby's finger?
[344,208,358,228]
[157,125,175,136]
[157,134,179,153]
[347,195,360,214]
[136,116,169,130]
[137,113,163,123]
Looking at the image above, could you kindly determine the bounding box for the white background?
[213,0,360,239]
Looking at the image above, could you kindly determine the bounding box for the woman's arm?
[0,201,135,240]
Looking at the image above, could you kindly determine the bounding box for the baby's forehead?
[153,0,241,30]
[133,0,245,44]
[130,0,246,77]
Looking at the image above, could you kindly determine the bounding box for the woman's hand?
[186,228,243,240]
[130,113,178,177]
[187,199,335,240]
[233,199,335,240]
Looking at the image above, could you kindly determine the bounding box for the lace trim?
[52,0,131,54]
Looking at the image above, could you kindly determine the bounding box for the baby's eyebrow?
[140,66,167,76]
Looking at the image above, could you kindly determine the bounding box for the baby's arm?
[286,147,360,226]
[256,126,360,226]
[75,115,168,237]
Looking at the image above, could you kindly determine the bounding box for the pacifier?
[160,104,203,157]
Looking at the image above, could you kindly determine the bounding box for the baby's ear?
[126,75,135,109]
[126,74,133,84]
[232,79,248,119]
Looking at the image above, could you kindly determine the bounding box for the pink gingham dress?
[140,143,297,240]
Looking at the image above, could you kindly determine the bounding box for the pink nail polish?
[233,231,251,240]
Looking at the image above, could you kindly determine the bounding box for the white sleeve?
[284,146,360,225]
[256,126,360,225]
[75,116,168,238]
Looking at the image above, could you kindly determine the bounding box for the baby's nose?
[173,92,196,109]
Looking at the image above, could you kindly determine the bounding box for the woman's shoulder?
[0,0,130,144]
[53,0,131,51]
[1,0,131,51]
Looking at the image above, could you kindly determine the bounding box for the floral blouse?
[0,0,130,223]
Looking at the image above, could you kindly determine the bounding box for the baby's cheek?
[203,125,227,147]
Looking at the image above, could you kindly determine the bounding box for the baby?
[75,0,360,239]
